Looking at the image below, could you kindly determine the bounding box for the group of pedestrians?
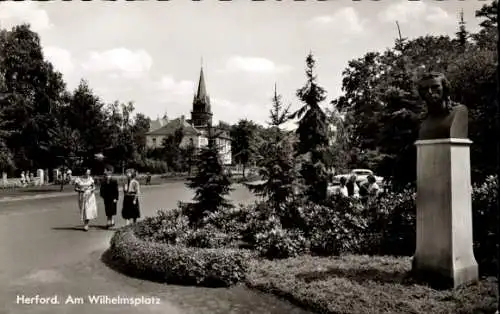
[20,171,35,186]
[73,168,142,231]
[334,174,381,200]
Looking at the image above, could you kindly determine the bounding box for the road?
[0,182,311,314]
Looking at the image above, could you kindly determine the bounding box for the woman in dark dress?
[100,169,119,228]
[122,169,141,225]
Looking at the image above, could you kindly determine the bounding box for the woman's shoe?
[83,225,89,231]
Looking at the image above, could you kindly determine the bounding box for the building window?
[152,138,157,147]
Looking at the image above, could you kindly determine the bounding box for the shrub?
[108,224,250,287]
[201,205,249,237]
[254,222,309,259]
[472,175,498,275]
[239,201,281,245]
[129,158,169,174]
[184,224,237,249]
[135,207,191,245]
[362,189,416,256]
[303,196,369,256]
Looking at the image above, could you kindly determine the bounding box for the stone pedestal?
[412,138,478,289]
[37,169,44,185]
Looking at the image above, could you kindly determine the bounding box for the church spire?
[191,59,213,128]
[196,65,208,100]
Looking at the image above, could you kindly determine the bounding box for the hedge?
[106,223,250,287]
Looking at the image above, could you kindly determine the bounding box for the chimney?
[180,115,185,124]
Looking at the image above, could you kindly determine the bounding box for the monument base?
[411,257,478,289]
[412,138,478,289]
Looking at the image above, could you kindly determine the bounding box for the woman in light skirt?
[74,169,98,231]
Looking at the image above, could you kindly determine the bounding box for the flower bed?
[245,255,498,314]
[106,221,251,287]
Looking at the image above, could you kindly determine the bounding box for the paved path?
[0,182,311,314]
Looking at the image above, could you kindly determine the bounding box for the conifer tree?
[456,9,469,48]
[290,53,330,203]
[249,84,302,222]
[186,124,233,227]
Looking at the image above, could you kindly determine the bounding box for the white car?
[332,169,383,185]
[350,169,384,184]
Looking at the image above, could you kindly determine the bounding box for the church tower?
[191,66,213,128]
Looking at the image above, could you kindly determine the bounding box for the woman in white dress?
[74,169,98,231]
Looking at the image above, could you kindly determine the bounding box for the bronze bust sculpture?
[417,72,468,140]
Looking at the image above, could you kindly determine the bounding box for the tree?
[290,53,330,202]
[102,101,136,172]
[181,140,196,175]
[456,9,469,48]
[230,119,257,178]
[218,120,231,131]
[325,103,350,173]
[161,127,184,172]
[64,80,109,167]
[0,66,13,173]
[45,121,84,190]
[334,7,497,188]
[131,113,151,158]
[0,109,14,173]
[0,24,68,170]
[185,124,233,227]
[248,84,303,226]
[472,0,497,50]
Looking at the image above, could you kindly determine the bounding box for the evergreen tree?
[290,53,330,202]
[249,84,302,224]
[185,124,233,227]
[456,9,469,48]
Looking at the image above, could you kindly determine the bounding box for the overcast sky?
[0,0,489,125]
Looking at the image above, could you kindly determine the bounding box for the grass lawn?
[245,255,497,314]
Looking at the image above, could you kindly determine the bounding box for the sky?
[0,0,490,126]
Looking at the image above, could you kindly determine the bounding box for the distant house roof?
[147,117,201,136]
[149,118,168,132]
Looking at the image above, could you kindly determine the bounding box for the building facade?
[146,66,232,165]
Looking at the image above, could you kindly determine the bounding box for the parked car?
[350,169,384,184]
[332,169,384,185]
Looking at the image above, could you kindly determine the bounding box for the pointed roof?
[196,66,208,100]
[195,66,208,100]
